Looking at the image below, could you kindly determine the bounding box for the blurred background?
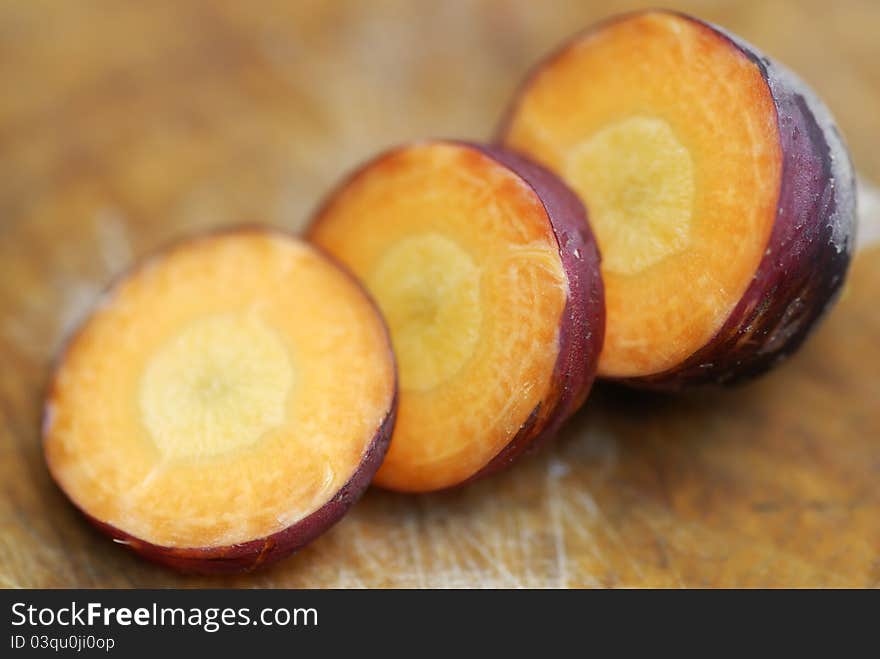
[1,1,878,588]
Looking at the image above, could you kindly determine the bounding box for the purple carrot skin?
[497,10,856,389]
[78,402,396,575]
[307,140,605,492]
[627,15,856,390]
[460,145,604,485]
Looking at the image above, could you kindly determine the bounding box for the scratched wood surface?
[2,0,879,588]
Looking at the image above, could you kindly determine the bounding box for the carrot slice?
[309,141,603,491]
[44,229,396,572]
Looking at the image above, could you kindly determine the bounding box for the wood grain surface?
[1,0,879,588]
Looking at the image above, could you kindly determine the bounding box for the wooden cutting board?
[2,0,879,588]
